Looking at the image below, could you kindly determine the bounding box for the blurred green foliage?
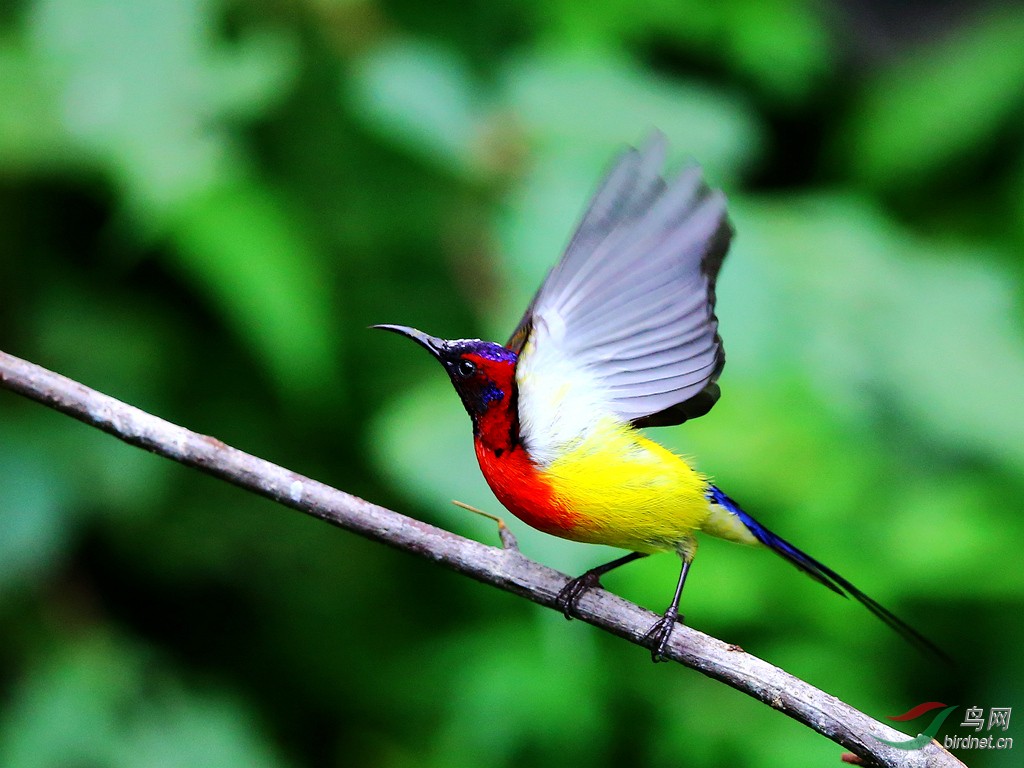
[1,0,1022,766]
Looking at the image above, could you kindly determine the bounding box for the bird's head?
[373,325,518,426]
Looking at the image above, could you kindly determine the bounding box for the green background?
[1,0,1022,766]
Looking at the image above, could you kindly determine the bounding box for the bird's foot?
[642,610,684,663]
[556,572,603,620]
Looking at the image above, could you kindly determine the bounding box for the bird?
[374,134,942,661]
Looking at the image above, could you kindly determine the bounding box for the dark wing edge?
[630,212,732,428]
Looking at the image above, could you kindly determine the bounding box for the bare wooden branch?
[0,349,964,768]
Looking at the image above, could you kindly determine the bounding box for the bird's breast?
[475,417,711,552]
[474,441,577,536]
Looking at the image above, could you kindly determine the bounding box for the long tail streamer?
[708,486,949,662]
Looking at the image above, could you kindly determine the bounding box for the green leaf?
[417,618,607,767]
[0,448,71,597]
[0,37,67,171]
[167,180,340,399]
[0,634,290,768]
[537,0,832,103]
[15,0,330,398]
[841,6,1024,187]
[347,38,486,176]
[718,0,833,103]
[501,50,762,182]
[26,0,297,210]
[729,194,1024,474]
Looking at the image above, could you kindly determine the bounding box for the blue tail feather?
[708,485,948,661]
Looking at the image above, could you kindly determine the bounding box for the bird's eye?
[456,359,477,377]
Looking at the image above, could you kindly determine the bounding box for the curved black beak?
[371,324,447,359]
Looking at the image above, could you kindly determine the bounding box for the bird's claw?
[643,611,684,662]
[556,572,602,620]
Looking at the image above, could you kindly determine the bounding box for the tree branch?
[0,349,963,768]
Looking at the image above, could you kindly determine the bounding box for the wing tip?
[508,132,735,425]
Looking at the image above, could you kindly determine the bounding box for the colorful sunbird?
[376,135,941,661]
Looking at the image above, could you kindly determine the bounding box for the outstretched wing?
[509,134,732,429]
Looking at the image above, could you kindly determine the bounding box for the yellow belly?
[539,418,711,553]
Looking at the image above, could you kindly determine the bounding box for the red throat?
[474,440,575,535]
[466,354,576,535]
[462,353,518,455]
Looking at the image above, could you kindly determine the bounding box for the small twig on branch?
[451,499,520,551]
[0,349,963,768]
